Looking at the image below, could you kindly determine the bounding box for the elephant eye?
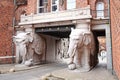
[22,40,25,41]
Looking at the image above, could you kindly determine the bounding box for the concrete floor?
[52,63,117,80]
[51,55,118,80]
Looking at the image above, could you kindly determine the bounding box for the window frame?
[51,0,59,12]
[37,0,48,13]
[96,2,104,18]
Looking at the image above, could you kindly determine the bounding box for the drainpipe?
[108,0,113,74]
[12,0,18,63]
[11,0,15,63]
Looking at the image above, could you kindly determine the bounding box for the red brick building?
[110,0,120,79]
[0,0,14,63]
[2,0,120,79]
[16,0,111,70]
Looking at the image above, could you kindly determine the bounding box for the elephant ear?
[28,35,33,42]
[26,32,33,42]
[83,34,91,46]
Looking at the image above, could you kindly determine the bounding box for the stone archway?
[35,25,75,63]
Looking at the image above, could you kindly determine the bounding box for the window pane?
[39,0,44,6]
[96,2,104,18]
[52,0,57,4]
[52,5,57,11]
[44,0,48,2]
[67,0,76,9]
[97,3,104,10]
[39,8,44,13]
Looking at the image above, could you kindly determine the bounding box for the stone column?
[75,22,90,30]
[106,24,113,72]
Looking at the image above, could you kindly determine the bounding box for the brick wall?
[76,0,88,8]
[0,0,14,63]
[21,0,108,16]
[19,0,89,15]
[26,0,37,14]
[89,0,108,10]
[110,0,120,79]
[15,5,27,25]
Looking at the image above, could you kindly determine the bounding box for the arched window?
[96,2,104,18]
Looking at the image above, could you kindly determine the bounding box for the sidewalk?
[0,56,118,80]
[0,64,41,74]
[51,63,118,80]
[0,63,118,80]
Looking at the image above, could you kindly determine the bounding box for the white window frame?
[96,2,104,18]
[51,0,59,12]
[37,0,48,13]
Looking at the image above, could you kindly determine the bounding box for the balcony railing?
[91,9,109,19]
[19,6,92,25]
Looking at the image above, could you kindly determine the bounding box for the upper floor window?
[67,0,76,10]
[38,0,48,13]
[51,0,59,12]
[96,2,104,18]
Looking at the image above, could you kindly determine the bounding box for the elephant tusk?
[70,46,77,58]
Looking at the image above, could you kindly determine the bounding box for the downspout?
[108,0,113,74]
[12,0,18,63]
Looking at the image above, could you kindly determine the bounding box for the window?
[67,0,76,10]
[38,0,48,13]
[96,2,104,18]
[51,0,59,12]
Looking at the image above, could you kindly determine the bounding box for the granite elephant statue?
[66,28,99,72]
[13,31,46,65]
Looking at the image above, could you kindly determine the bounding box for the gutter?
[108,0,114,74]
[11,0,18,63]
[12,0,27,63]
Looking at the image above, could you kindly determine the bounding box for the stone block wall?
[0,0,14,63]
[110,0,120,79]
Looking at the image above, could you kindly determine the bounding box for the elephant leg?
[84,47,90,70]
[21,45,27,64]
[73,51,82,68]
[16,46,20,63]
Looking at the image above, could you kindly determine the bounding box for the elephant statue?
[66,28,99,72]
[13,32,31,64]
[13,31,46,65]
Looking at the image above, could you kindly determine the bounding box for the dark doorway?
[93,30,107,69]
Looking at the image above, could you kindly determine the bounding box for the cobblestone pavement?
[0,60,118,80]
